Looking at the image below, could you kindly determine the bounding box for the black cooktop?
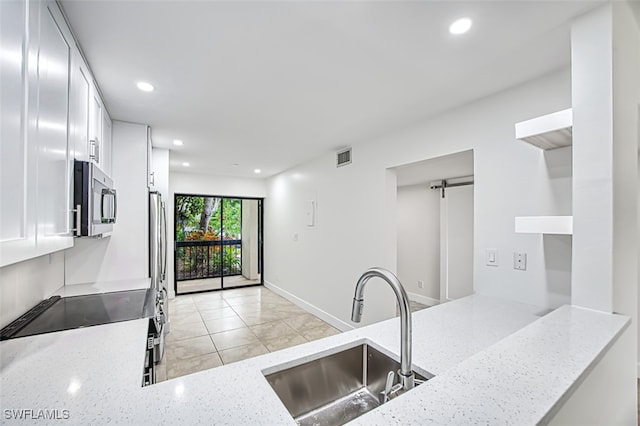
[0,289,154,340]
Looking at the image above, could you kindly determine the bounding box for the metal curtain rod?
[429,175,474,198]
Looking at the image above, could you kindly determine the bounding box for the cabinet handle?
[149,172,155,186]
[89,140,96,161]
[72,204,82,236]
[89,139,100,163]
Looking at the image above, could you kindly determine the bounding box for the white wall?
[0,252,64,328]
[167,172,266,297]
[396,184,440,304]
[265,69,573,326]
[170,172,267,199]
[64,121,149,284]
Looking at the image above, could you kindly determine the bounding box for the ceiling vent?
[336,148,352,168]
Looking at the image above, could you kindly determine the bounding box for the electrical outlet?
[514,252,527,270]
[486,249,498,267]
[418,280,424,289]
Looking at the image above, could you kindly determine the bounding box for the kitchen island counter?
[0,294,628,424]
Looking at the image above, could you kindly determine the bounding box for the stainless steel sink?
[264,342,433,426]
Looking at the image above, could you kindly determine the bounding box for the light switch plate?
[306,200,316,227]
[514,252,527,270]
[486,249,498,267]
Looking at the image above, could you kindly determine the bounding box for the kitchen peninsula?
[0,295,627,425]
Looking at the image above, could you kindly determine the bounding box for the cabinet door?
[102,111,113,175]
[0,0,35,266]
[69,50,91,162]
[89,85,103,166]
[35,1,73,254]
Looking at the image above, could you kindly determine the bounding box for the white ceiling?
[60,0,601,178]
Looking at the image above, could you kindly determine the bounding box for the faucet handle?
[380,370,395,404]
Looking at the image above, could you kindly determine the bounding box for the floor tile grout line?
[164,286,345,376]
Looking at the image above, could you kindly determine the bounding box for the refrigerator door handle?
[160,201,168,282]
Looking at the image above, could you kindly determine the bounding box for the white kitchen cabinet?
[0,0,74,267]
[89,84,103,166]
[69,41,112,176]
[36,0,74,254]
[69,49,91,162]
[0,0,36,266]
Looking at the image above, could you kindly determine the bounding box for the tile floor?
[156,286,341,382]
[156,285,432,382]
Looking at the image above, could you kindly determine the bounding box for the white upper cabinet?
[89,85,103,165]
[0,0,75,267]
[69,49,91,162]
[36,1,74,254]
[1,0,116,267]
[86,72,114,174]
[0,0,36,265]
[67,22,111,175]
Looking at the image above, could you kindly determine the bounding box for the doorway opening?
[174,194,263,295]
[392,150,474,305]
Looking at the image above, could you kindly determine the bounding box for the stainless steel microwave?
[73,160,117,237]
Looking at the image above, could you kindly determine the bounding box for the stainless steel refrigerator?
[149,191,168,363]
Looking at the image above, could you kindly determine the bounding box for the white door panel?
[440,185,474,301]
[0,0,28,243]
[35,2,73,255]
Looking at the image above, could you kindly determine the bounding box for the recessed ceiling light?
[254,169,261,174]
[449,18,472,35]
[173,139,184,146]
[136,81,154,92]
[182,162,190,167]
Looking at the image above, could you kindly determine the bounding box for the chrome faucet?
[351,267,415,392]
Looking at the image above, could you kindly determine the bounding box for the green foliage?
[222,199,241,238]
[176,196,204,241]
[175,196,243,276]
[176,196,242,241]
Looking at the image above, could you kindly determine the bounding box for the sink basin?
[263,342,433,425]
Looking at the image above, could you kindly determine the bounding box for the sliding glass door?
[174,194,263,295]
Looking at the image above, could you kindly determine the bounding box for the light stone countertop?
[0,295,628,425]
[52,278,151,297]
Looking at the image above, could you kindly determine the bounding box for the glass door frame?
[174,193,264,296]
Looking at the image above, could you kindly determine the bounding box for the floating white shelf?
[515,216,573,235]
[515,108,572,150]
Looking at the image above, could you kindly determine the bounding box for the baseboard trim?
[264,280,354,332]
[406,291,440,307]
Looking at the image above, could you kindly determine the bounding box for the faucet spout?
[351,267,414,391]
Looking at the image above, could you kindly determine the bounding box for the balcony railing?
[176,239,242,281]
